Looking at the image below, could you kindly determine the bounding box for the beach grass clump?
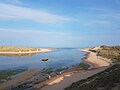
[78,62,90,70]
[42,67,54,74]
[0,69,27,83]
[0,46,41,52]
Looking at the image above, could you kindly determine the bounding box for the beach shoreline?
[80,47,111,69]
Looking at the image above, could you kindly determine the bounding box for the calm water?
[0,48,85,70]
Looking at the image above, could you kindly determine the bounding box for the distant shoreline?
[0,47,54,54]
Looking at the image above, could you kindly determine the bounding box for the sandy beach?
[0,48,53,54]
[81,47,111,68]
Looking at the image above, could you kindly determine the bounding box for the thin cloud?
[82,20,111,28]
[0,3,72,24]
[7,0,22,5]
[76,7,120,28]
[79,7,120,13]
[0,28,83,47]
[78,7,120,19]
[0,0,22,5]
[0,28,74,39]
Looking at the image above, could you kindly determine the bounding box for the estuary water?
[0,48,85,70]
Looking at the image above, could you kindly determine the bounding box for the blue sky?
[0,0,120,47]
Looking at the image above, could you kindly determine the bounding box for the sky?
[0,0,120,47]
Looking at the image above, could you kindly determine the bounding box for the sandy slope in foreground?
[37,47,111,90]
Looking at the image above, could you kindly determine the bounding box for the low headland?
[0,46,53,53]
[0,46,53,57]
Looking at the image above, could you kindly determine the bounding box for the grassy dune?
[0,46,41,52]
[96,46,120,63]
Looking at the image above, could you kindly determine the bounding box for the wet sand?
[0,69,37,90]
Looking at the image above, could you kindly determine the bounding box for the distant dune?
[0,46,53,54]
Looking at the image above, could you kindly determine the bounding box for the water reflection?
[0,53,37,57]
[0,49,85,70]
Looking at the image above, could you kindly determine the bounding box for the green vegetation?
[42,67,55,74]
[0,46,41,52]
[78,62,90,70]
[96,46,120,63]
[0,69,27,83]
[65,64,120,90]
[12,83,33,90]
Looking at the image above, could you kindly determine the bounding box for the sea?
[0,48,86,70]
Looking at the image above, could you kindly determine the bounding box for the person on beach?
[48,75,51,79]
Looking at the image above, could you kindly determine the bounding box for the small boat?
[42,58,49,61]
